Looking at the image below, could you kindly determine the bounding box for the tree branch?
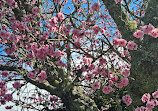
[0,65,22,71]
[101,0,137,41]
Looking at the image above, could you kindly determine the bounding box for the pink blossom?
[91,2,100,12]
[123,50,130,57]
[0,80,5,88]
[57,50,65,56]
[150,99,158,106]
[135,106,149,111]
[149,29,158,38]
[152,90,158,98]
[27,72,36,79]
[141,93,151,103]
[113,38,119,46]
[11,1,18,9]
[55,60,66,67]
[100,29,105,34]
[111,76,118,82]
[146,101,155,109]
[1,71,9,77]
[49,96,54,101]
[122,69,130,77]
[31,0,36,4]
[72,0,79,3]
[0,99,6,105]
[40,35,48,41]
[133,43,138,50]
[5,0,14,5]
[12,81,21,89]
[27,53,34,59]
[30,43,38,50]
[118,39,127,47]
[127,41,137,50]
[109,80,114,86]
[143,24,154,34]
[122,95,132,106]
[99,57,106,65]
[72,29,80,36]
[85,73,93,81]
[0,30,6,39]
[115,82,124,89]
[88,64,95,71]
[46,46,55,56]
[120,77,129,86]
[0,87,7,96]
[133,30,144,38]
[92,81,100,89]
[92,25,100,34]
[38,70,47,82]
[115,0,123,4]
[102,86,114,94]
[101,71,108,77]
[4,94,13,102]
[56,13,65,22]
[0,12,3,19]
[5,106,13,110]
[108,73,114,78]
[63,27,70,35]
[55,0,62,4]
[32,7,40,15]
[83,58,92,64]
[93,67,101,74]
[49,17,58,26]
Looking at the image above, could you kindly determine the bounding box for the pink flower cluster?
[121,69,130,77]
[32,7,40,15]
[27,72,36,79]
[27,70,47,83]
[32,44,65,61]
[115,0,123,4]
[136,90,158,110]
[4,46,15,55]
[91,2,100,12]
[12,81,21,89]
[0,93,13,105]
[56,13,65,22]
[38,70,47,83]
[49,17,58,27]
[122,95,132,106]
[62,25,71,35]
[85,73,93,81]
[152,90,158,98]
[134,24,158,38]
[5,0,17,9]
[92,25,100,34]
[141,93,151,103]
[92,81,100,90]
[1,71,9,77]
[115,77,129,88]
[113,38,138,50]
[102,86,115,94]
[0,81,7,96]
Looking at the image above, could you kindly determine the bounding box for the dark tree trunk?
[61,86,99,111]
[102,0,158,109]
[128,0,158,108]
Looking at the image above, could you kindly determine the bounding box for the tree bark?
[62,86,99,111]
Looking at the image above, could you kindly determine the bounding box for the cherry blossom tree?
[0,0,158,110]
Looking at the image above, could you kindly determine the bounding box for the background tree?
[0,0,157,110]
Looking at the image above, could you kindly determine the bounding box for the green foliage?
[126,20,137,32]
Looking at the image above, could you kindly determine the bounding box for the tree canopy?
[0,0,158,110]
